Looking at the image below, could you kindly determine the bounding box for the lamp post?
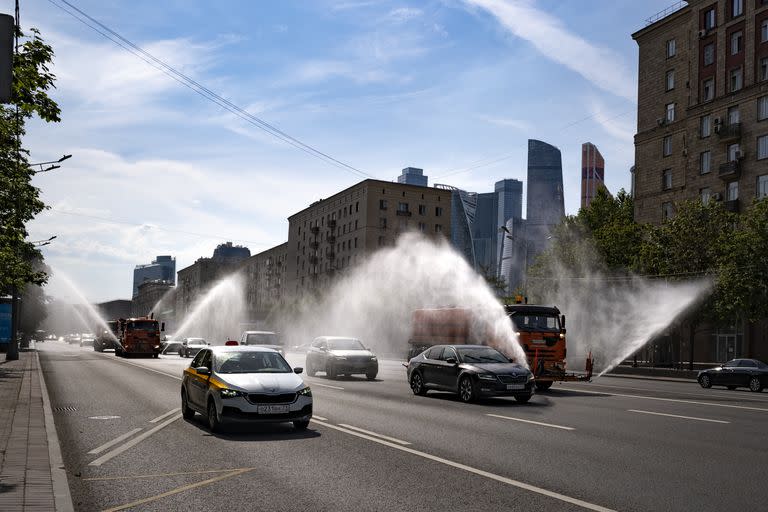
[31,154,71,173]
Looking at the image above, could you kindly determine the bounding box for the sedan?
[180,338,208,358]
[698,358,768,392]
[181,346,312,432]
[305,336,378,380]
[406,344,534,403]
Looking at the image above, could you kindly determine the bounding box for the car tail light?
[225,340,239,346]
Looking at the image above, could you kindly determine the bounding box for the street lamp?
[30,154,72,173]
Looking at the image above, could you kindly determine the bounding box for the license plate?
[257,405,289,414]
[531,339,545,344]
[506,384,525,390]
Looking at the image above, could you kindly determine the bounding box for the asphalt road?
[38,340,768,512]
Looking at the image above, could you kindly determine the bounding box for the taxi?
[181,345,312,432]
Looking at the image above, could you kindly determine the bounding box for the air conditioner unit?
[698,29,708,38]
[682,148,688,156]
[735,150,743,159]
[711,192,723,201]
[657,117,665,126]
[714,117,722,124]
[714,124,721,134]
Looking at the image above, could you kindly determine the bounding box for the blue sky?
[15,0,674,302]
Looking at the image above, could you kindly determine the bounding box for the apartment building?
[633,0,768,224]
[286,179,451,295]
[239,243,288,321]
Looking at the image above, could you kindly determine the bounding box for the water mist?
[278,233,528,365]
[50,270,117,341]
[173,273,247,344]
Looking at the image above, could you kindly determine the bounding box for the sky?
[13,0,677,302]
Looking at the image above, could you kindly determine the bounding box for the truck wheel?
[535,381,553,391]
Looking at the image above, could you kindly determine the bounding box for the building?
[633,0,768,225]
[581,142,606,208]
[131,280,175,319]
[95,299,132,321]
[239,243,288,323]
[471,192,499,274]
[526,139,565,266]
[286,179,451,295]
[132,256,175,297]
[435,185,477,267]
[212,242,251,263]
[498,217,528,293]
[397,167,428,187]
[632,0,768,364]
[494,179,524,274]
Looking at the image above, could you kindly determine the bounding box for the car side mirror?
[294,367,304,374]
[195,366,211,376]
[446,357,457,365]
[161,322,165,332]
[561,315,566,329]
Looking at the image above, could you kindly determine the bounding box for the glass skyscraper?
[397,167,428,187]
[526,139,564,268]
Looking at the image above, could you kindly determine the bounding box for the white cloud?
[588,98,635,142]
[463,0,636,101]
[477,115,530,131]
[388,7,423,22]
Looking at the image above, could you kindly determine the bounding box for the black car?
[406,344,534,403]
[698,358,768,392]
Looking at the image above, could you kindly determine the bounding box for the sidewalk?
[0,350,73,512]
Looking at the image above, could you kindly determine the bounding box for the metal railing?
[645,1,687,26]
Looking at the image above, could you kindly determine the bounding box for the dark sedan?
[698,359,768,392]
[406,344,534,403]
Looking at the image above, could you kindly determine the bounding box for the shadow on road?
[185,416,322,441]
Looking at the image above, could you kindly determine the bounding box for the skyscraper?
[581,142,605,208]
[526,139,564,266]
[471,192,498,274]
[435,184,477,267]
[397,167,428,187]
[494,178,523,274]
[133,256,176,297]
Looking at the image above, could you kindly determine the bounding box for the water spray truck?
[408,306,593,390]
[114,316,164,358]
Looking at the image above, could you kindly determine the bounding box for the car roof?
[314,336,361,341]
[432,344,494,349]
[210,345,279,353]
[243,331,276,334]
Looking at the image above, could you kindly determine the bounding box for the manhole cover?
[53,406,77,412]
[89,415,121,420]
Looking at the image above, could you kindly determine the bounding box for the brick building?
[239,243,288,323]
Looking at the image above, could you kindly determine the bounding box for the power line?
[47,0,374,180]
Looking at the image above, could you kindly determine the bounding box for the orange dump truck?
[408,306,592,390]
[115,317,163,358]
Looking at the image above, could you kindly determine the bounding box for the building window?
[728,105,740,125]
[759,135,768,160]
[730,68,743,92]
[704,7,716,30]
[398,202,409,213]
[703,43,715,66]
[727,181,739,201]
[663,135,673,156]
[435,206,443,216]
[666,103,676,122]
[662,169,672,190]
[759,97,768,121]
[758,175,768,199]
[355,201,359,212]
[665,69,675,91]
[418,222,426,232]
[378,236,384,246]
[702,78,715,101]
[355,219,358,229]
[762,20,768,43]
[666,38,676,58]
[418,204,426,215]
[732,0,743,17]
[398,218,408,230]
[354,237,357,248]
[731,31,743,55]
[662,202,673,221]
[379,217,387,229]
[760,57,768,81]
[435,224,443,233]
[700,151,712,174]
[700,187,712,205]
[728,143,741,161]
[379,199,387,210]
[700,115,712,137]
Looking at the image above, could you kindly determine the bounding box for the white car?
[181,346,312,432]
[239,330,284,355]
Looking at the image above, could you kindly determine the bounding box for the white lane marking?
[559,387,768,413]
[92,351,182,381]
[89,414,182,466]
[149,408,181,423]
[338,424,411,445]
[627,409,730,424]
[87,428,143,455]
[308,381,345,390]
[312,415,328,421]
[486,414,575,431]
[312,420,615,512]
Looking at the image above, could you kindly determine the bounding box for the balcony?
[309,241,319,250]
[327,251,336,260]
[327,234,337,244]
[309,255,319,265]
[310,226,320,235]
[328,219,337,229]
[718,160,741,180]
[716,123,741,142]
[396,210,412,217]
[724,199,739,213]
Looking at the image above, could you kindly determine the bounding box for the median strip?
[627,409,730,424]
[486,414,575,431]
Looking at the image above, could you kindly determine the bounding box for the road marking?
[486,414,575,431]
[312,415,328,421]
[308,381,345,390]
[89,414,182,466]
[102,468,253,512]
[91,351,182,381]
[559,386,768,413]
[84,468,252,481]
[149,408,181,423]
[627,409,730,424]
[338,424,411,445]
[312,420,615,512]
[87,428,143,455]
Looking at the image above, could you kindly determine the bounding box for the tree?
[0,28,61,294]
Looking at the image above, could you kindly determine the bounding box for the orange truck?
[114,317,164,358]
[408,306,592,390]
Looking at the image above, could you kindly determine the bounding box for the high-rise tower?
[581,142,605,208]
[526,139,564,264]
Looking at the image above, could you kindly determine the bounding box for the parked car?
[180,338,208,358]
[161,340,183,355]
[180,346,312,432]
[698,358,768,392]
[239,331,284,355]
[406,344,535,403]
[305,336,378,380]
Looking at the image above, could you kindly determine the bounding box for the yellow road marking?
[84,467,254,481]
[101,468,254,512]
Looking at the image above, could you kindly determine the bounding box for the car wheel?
[153,353,159,359]
[207,400,221,433]
[458,376,477,403]
[535,381,553,391]
[410,372,427,396]
[749,376,763,393]
[698,374,712,389]
[306,360,316,377]
[727,386,737,390]
[366,371,377,381]
[180,350,185,358]
[515,393,533,403]
[293,420,310,430]
[326,364,337,379]
[181,389,195,420]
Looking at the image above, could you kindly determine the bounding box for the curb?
[36,352,75,512]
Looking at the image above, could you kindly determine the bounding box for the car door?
[437,347,461,390]
[187,349,211,407]
[718,360,739,386]
[736,360,758,387]
[420,346,443,387]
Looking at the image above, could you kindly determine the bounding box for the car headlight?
[478,373,497,381]
[298,386,312,397]
[220,389,244,399]
[370,356,377,361]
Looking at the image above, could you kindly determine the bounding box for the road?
[38,340,768,512]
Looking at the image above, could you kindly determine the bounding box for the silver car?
[181,346,313,432]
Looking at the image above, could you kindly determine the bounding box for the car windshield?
[187,338,206,345]
[245,333,278,345]
[128,321,158,331]
[457,347,509,364]
[214,351,292,374]
[510,314,560,332]
[328,338,365,350]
